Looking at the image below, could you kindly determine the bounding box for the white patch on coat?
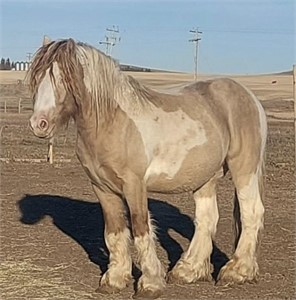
[122,101,207,180]
[140,109,207,180]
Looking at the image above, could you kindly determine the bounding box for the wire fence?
[0,95,78,164]
[0,97,33,114]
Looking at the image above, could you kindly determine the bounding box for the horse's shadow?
[18,194,228,280]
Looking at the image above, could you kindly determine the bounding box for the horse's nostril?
[38,119,49,131]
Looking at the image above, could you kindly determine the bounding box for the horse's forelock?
[28,39,82,101]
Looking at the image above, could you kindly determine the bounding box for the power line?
[189,27,202,81]
[99,25,121,56]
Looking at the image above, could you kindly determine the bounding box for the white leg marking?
[169,190,218,283]
[219,173,264,283]
[134,212,166,295]
[100,227,132,290]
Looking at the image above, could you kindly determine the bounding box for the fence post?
[293,65,296,169]
[18,98,22,114]
[0,125,7,138]
[47,138,54,164]
[4,101,7,113]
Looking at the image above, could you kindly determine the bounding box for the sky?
[0,0,295,74]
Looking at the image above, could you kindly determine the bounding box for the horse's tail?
[257,153,266,243]
[233,189,241,250]
[258,155,266,208]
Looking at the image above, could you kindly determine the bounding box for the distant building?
[120,64,151,72]
[14,61,31,71]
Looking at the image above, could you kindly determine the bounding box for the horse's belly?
[145,146,223,193]
[146,171,213,193]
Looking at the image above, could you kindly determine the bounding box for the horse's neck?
[115,75,154,116]
[76,47,153,127]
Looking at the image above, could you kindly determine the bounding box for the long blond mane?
[28,39,145,119]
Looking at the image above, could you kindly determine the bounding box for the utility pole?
[99,36,112,55]
[26,52,32,62]
[99,25,120,56]
[189,28,202,81]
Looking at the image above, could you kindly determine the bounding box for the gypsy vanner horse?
[28,37,267,299]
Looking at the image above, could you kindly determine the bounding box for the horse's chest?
[76,139,123,193]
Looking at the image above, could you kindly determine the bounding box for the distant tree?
[11,61,16,70]
[0,58,13,70]
[5,58,11,70]
[0,58,5,70]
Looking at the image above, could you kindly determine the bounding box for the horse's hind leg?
[218,161,265,284]
[168,174,219,283]
[92,185,132,294]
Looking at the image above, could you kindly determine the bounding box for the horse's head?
[29,37,79,138]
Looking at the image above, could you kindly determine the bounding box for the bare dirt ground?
[0,71,295,299]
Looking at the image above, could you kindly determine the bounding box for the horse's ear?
[68,38,76,49]
[66,38,76,53]
[43,35,51,46]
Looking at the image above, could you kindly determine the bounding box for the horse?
[28,37,267,299]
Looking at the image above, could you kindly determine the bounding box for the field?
[0,70,295,299]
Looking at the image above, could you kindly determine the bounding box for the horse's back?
[183,78,265,137]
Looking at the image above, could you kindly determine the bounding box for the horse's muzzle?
[29,115,55,139]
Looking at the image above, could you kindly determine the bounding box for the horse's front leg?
[92,185,132,294]
[123,173,166,299]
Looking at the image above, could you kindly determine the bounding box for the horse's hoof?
[95,284,120,294]
[166,271,183,284]
[133,288,163,299]
[217,258,258,285]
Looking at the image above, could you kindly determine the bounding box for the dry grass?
[0,260,96,299]
[0,69,294,299]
